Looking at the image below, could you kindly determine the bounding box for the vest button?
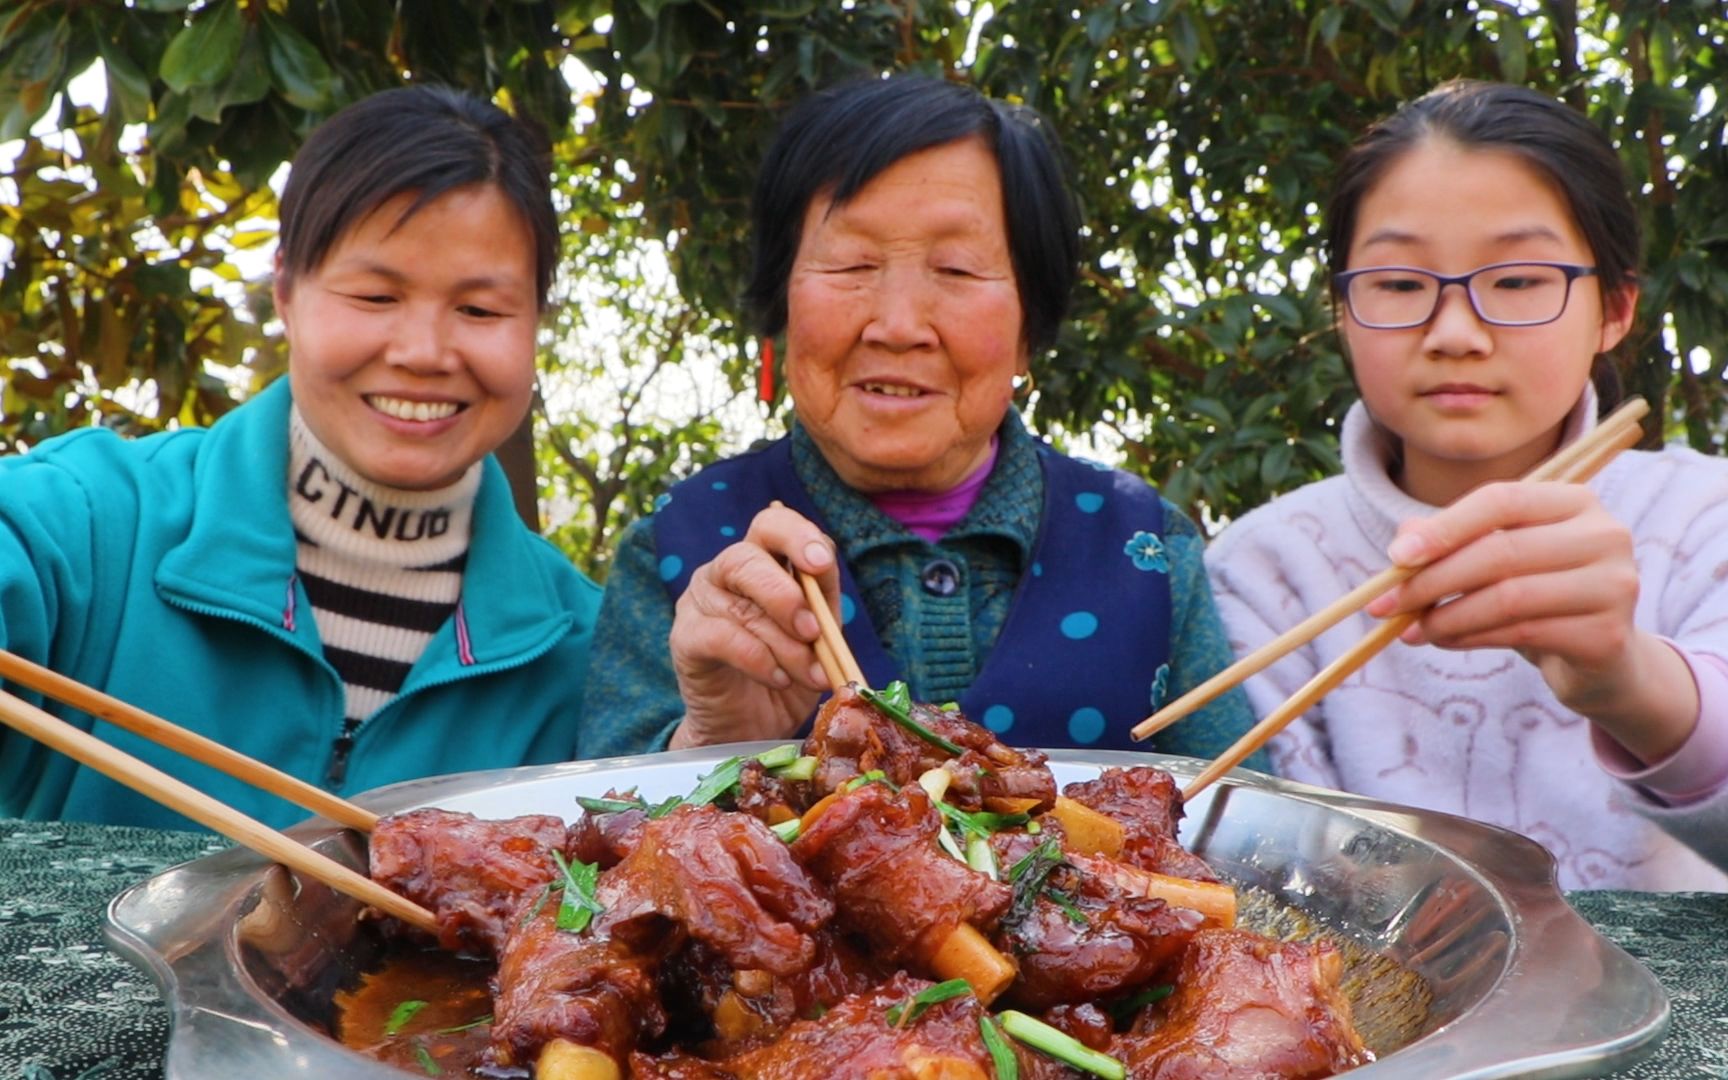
[921,559,961,597]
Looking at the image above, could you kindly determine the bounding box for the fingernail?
[804,541,833,569]
[771,667,791,688]
[1387,533,1429,566]
[810,663,830,688]
[794,611,820,640]
[1365,592,1394,617]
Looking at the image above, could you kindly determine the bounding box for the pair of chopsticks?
[0,649,437,932]
[1137,397,1650,801]
[798,570,865,688]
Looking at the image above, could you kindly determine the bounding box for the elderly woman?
[583,76,1259,762]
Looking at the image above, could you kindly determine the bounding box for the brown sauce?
[334,946,509,1076]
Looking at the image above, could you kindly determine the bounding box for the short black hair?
[1326,80,1640,404]
[277,86,558,309]
[745,75,1080,354]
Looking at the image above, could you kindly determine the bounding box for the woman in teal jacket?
[0,87,600,830]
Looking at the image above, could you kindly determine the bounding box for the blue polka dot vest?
[651,438,1175,750]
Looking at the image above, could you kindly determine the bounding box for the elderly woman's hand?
[1364,479,1697,763]
[666,504,843,749]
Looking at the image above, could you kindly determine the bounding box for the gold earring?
[1013,371,1035,400]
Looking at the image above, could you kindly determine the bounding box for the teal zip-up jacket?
[0,379,601,831]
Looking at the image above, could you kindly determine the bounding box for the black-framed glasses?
[1335,261,1600,329]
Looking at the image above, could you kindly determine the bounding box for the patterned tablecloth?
[1,817,1723,1079]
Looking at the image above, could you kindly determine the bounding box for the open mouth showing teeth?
[368,395,462,422]
[861,382,924,398]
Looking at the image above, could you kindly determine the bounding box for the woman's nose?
[861,266,939,350]
[386,308,459,372]
[1422,283,1493,356]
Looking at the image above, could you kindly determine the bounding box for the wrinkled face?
[277,184,539,491]
[786,138,1027,494]
[1341,139,1635,505]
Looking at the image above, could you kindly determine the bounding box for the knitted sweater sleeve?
[1157,503,1270,772]
[1203,497,1344,790]
[575,515,684,759]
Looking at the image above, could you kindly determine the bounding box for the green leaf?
[95,32,153,125]
[883,978,972,1027]
[384,999,428,1036]
[550,851,604,933]
[261,10,337,109]
[159,0,244,94]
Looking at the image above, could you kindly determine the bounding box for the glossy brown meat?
[490,887,664,1069]
[806,686,1055,812]
[634,972,1043,1080]
[731,759,811,824]
[597,804,833,975]
[1114,928,1371,1079]
[1063,768,1220,882]
[367,807,567,955]
[793,781,1012,970]
[991,833,1204,1011]
[659,928,893,1058]
[565,793,649,868]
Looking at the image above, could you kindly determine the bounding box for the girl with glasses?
[1207,80,1728,890]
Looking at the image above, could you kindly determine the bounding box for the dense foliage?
[2,1,1725,573]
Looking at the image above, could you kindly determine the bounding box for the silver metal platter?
[102,747,1669,1078]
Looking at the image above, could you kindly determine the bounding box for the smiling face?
[1342,138,1636,505]
[785,138,1027,494]
[276,184,539,491]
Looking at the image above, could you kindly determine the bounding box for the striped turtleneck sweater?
[287,409,478,784]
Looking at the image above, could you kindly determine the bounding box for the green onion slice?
[884,978,973,1028]
[753,743,802,770]
[575,794,646,815]
[939,802,1031,839]
[412,1039,444,1076]
[770,755,819,782]
[1108,983,1173,1021]
[384,999,427,1036]
[433,1013,493,1035]
[770,817,802,843]
[979,1014,1019,1079]
[998,1010,1126,1080]
[860,681,965,756]
[550,850,604,933]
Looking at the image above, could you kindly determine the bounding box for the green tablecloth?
[1,817,1723,1078]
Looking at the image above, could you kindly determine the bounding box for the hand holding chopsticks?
[1168,398,1649,800]
[0,648,436,932]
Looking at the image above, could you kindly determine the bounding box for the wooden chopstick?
[0,686,437,932]
[1133,396,1650,743]
[797,569,866,687]
[0,648,379,832]
[1179,410,1648,802]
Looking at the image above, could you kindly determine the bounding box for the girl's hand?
[666,504,841,749]
[1365,480,1697,762]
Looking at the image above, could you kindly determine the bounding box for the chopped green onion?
[770,755,819,782]
[753,743,802,770]
[979,1014,1019,1079]
[966,834,999,880]
[860,681,965,756]
[1026,819,1042,835]
[940,702,961,712]
[384,999,427,1036]
[1008,837,1064,884]
[550,851,604,933]
[575,794,646,814]
[679,755,747,808]
[842,769,891,793]
[998,1010,1125,1080]
[1005,838,1066,930]
[884,978,973,1028]
[1045,887,1089,925]
[1108,984,1173,1021]
[936,823,968,863]
[939,802,1031,840]
[770,817,803,843]
[412,1039,444,1076]
[434,1013,493,1034]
